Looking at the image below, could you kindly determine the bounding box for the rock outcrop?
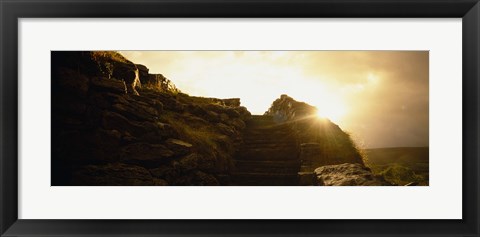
[265,94,364,171]
[314,163,393,186]
[52,51,250,186]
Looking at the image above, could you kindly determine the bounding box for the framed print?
[1,0,479,236]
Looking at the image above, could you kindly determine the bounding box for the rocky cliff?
[265,94,364,170]
[264,95,392,185]
[52,51,250,185]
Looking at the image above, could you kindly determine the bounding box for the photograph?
[51,50,429,186]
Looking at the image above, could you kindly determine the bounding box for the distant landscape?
[364,147,429,185]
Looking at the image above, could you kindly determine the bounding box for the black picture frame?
[1,0,479,236]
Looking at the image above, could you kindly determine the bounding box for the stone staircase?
[232,115,300,185]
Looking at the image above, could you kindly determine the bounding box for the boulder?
[71,163,154,186]
[314,163,393,186]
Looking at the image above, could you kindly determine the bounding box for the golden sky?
[120,51,428,149]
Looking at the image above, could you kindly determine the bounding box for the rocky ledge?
[314,163,393,186]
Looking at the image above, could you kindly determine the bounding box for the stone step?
[245,123,290,128]
[245,120,276,127]
[231,172,298,186]
[250,115,274,120]
[234,160,300,173]
[234,159,300,167]
[235,152,299,161]
[238,146,297,153]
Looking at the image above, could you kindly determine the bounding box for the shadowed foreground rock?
[52,51,251,186]
[314,163,393,186]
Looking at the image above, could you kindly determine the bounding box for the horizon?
[120,51,429,149]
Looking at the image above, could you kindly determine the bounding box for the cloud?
[120,51,429,148]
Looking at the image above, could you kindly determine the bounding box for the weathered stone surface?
[111,62,140,95]
[142,73,180,93]
[102,111,148,137]
[120,143,174,167]
[71,163,154,186]
[205,111,220,122]
[219,113,230,123]
[224,108,240,118]
[236,106,252,120]
[111,100,158,121]
[165,139,193,156]
[228,118,246,130]
[222,98,241,107]
[215,123,236,137]
[314,163,393,186]
[90,77,126,94]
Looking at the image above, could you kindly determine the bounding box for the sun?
[314,101,347,123]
